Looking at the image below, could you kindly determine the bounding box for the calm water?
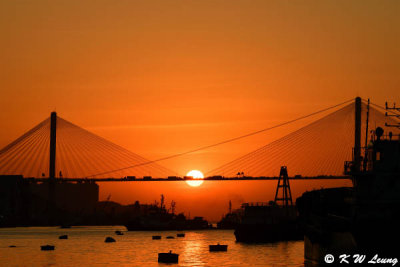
[0,226,304,266]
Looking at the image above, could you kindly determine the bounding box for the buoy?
[59,235,68,239]
[209,244,228,252]
[166,236,174,239]
[152,235,161,240]
[105,237,116,243]
[41,245,55,251]
[115,230,124,235]
[177,233,185,237]
[158,251,179,263]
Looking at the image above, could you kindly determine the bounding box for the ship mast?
[363,99,370,171]
[354,97,362,173]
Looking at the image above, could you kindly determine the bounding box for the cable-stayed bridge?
[0,97,399,182]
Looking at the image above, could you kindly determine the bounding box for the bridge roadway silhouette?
[32,175,351,183]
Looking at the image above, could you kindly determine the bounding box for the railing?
[344,146,375,174]
[241,202,273,208]
[381,133,400,140]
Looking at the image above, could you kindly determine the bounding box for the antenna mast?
[385,102,400,129]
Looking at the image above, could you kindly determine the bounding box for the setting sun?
[186,170,204,187]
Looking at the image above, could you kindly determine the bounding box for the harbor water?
[0,226,304,266]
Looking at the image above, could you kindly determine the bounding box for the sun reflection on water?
[181,232,207,266]
[0,227,304,266]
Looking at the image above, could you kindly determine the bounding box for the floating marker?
[209,244,228,252]
[41,245,55,251]
[105,237,116,243]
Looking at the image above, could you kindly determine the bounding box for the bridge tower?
[48,112,57,224]
[274,166,293,206]
[49,112,57,179]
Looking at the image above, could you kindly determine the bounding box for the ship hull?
[304,232,357,265]
[234,221,302,243]
[298,186,400,265]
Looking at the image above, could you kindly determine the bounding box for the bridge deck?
[30,176,351,182]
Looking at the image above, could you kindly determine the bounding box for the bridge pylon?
[49,112,57,179]
[48,112,57,225]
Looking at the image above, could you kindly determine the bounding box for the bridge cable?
[87,98,354,177]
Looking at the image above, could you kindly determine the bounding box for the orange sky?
[0,0,399,221]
